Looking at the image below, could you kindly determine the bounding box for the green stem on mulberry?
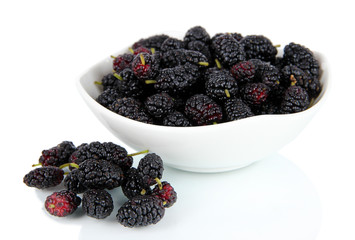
[140,54,146,65]
[290,75,297,86]
[151,48,156,54]
[212,122,218,125]
[215,59,222,69]
[274,44,281,48]
[155,178,163,190]
[198,62,209,66]
[225,89,231,98]
[128,149,149,157]
[128,47,134,54]
[110,55,116,59]
[113,72,123,81]
[32,163,42,167]
[94,81,102,85]
[145,80,157,84]
[140,189,147,195]
[59,163,79,169]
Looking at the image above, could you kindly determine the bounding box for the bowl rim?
[76,49,329,132]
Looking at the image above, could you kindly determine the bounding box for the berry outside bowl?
[76,47,328,173]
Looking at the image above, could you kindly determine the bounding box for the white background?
[1,0,354,239]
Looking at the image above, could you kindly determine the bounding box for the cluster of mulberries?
[23,141,177,227]
[95,26,322,126]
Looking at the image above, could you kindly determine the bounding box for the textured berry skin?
[260,64,281,89]
[113,53,134,73]
[185,94,223,125]
[77,159,124,190]
[230,60,257,85]
[184,26,210,44]
[281,65,321,98]
[152,181,177,208]
[108,97,153,124]
[117,195,165,228]
[101,73,119,91]
[38,141,76,167]
[205,70,238,102]
[224,98,254,121]
[115,68,144,98]
[160,37,185,52]
[144,93,175,119]
[122,168,152,199]
[212,32,243,43]
[154,63,200,96]
[186,40,212,64]
[281,65,310,87]
[240,35,277,62]
[82,189,114,219]
[163,111,192,127]
[23,166,64,189]
[280,85,310,113]
[137,153,164,187]
[131,53,160,80]
[131,46,151,55]
[283,42,320,80]
[211,34,246,67]
[161,49,209,68]
[241,83,270,106]
[63,169,87,194]
[69,141,133,172]
[96,88,121,108]
[45,190,81,217]
[132,34,169,51]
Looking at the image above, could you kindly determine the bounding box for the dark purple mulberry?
[185,94,223,126]
[280,85,310,113]
[117,195,165,227]
[240,35,278,62]
[211,34,246,68]
[224,98,254,121]
[23,166,64,189]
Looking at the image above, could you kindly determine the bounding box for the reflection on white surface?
[38,154,321,240]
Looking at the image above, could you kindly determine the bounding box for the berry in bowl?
[77,26,328,172]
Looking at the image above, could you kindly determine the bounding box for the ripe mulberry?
[224,98,254,121]
[185,94,223,125]
[82,189,114,219]
[144,92,175,119]
[162,111,192,127]
[205,69,238,102]
[117,195,165,227]
[137,153,164,187]
[63,169,87,194]
[240,35,278,62]
[69,141,133,172]
[280,85,310,113]
[154,63,200,96]
[108,97,153,124]
[122,167,152,199]
[77,159,124,190]
[282,42,320,80]
[23,166,64,189]
[38,141,76,167]
[211,34,246,67]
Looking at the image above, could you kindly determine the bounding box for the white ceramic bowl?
[77,46,328,173]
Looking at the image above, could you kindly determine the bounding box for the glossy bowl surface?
[77,45,328,172]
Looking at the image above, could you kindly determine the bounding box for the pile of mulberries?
[23,141,177,227]
[96,26,322,126]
